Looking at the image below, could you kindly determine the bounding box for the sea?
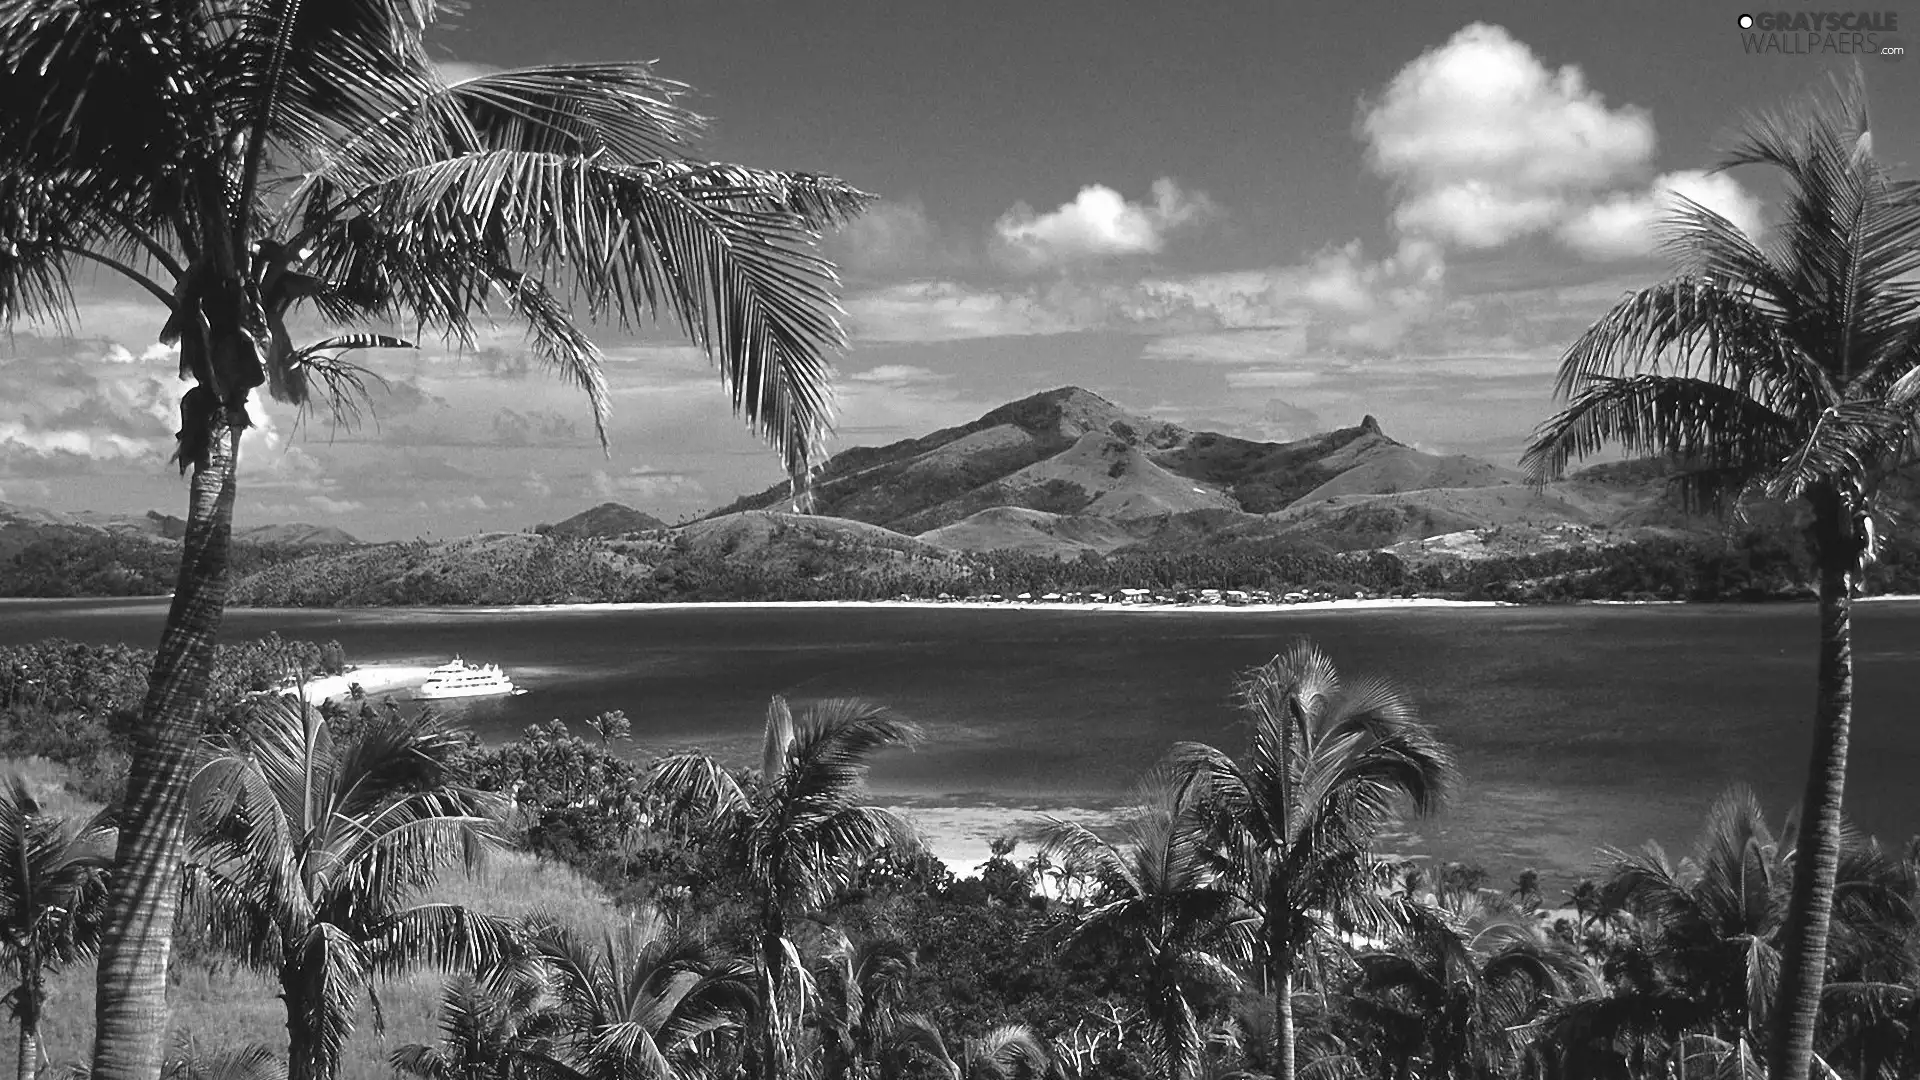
[5,597,1919,893]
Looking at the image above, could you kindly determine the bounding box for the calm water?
[5,598,1919,890]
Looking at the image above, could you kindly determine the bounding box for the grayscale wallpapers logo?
[1737,11,1905,58]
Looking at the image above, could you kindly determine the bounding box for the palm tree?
[889,1017,1053,1080]
[391,970,564,1080]
[811,933,915,1080]
[1521,72,1920,1080]
[1168,638,1454,1080]
[527,911,758,1080]
[1348,892,1593,1080]
[1547,786,1905,1077]
[0,776,112,1080]
[0,7,870,1076]
[182,699,519,1080]
[1037,777,1251,1080]
[642,696,919,1079]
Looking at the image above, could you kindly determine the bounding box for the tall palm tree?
[182,699,519,1080]
[1037,777,1251,1080]
[0,7,870,1076]
[642,697,918,1079]
[0,776,112,1080]
[1168,638,1454,1080]
[527,911,758,1080]
[1522,72,1920,1080]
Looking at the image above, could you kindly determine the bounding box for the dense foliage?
[206,525,1920,607]
[0,534,316,598]
[6,633,1920,1078]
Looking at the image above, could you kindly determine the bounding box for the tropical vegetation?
[1524,71,1920,1080]
[1,631,1920,1078]
[0,0,869,1074]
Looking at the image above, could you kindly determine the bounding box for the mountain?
[231,510,967,606]
[0,502,358,552]
[546,502,669,539]
[711,387,1667,557]
[0,501,357,597]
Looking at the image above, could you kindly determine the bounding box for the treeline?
[0,531,312,597]
[30,520,1920,606]
[0,634,347,802]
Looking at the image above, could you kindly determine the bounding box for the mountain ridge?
[711,386,1700,557]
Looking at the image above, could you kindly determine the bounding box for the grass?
[0,758,622,1080]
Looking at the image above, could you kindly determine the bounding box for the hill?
[231,511,969,606]
[713,387,1709,558]
[0,501,357,596]
[545,501,669,538]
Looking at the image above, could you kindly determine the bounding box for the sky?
[6,0,1919,540]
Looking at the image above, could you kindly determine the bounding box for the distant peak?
[1360,414,1382,435]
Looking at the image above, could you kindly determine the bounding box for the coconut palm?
[0,7,869,1075]
[182,699,518,1080]
[0,776,112,1080]
[811,933,915,1080]
[1167,638,1454,1080]
[641,697,919,1079]
[527,911,758,1080]
[1546,786,1906,1077]
[1348,892,1594,1080]
[1037,776,1251,1080]
[391,969,564,1080]
[1521,72,1920,1080]
[162,1041,288,1080]
[889,1017,1053,1080]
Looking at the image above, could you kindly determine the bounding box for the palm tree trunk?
[17,1027,35,1080]
[761,905,789,1080]
[1273,961,1296,1080]
[1769,503,1856,1080]
[17,974,40,1080]
[90,424,242,1080]
[283,966,321,1080]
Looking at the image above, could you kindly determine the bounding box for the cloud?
[829,199,975,278]
[1558,169,1767,260]
[586,467,703,502]
[493,407,582,447]
[305,495,364,514]
[992,178,1216,271]
[1361,23,1656,250]
[849,237,1441,352]
[847,364,950,386]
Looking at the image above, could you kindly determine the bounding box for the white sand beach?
[473,596,1514,615]
[279,663,437,704]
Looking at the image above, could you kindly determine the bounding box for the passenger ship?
[417,657,523,700]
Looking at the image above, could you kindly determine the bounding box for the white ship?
[416,657,523,700]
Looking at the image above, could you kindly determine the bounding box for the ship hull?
[416,682,517,700]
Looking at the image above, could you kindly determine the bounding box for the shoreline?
[403,596,1517,615]
[15,593,1920,613]
[275,663,437,704]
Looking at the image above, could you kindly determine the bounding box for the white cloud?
[1558,169,1766,261]
[1361,23,1656,250]
[305,495,364,514]
[992,178,1215,271]
[587,468,703,502]
[847,364,949,386]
